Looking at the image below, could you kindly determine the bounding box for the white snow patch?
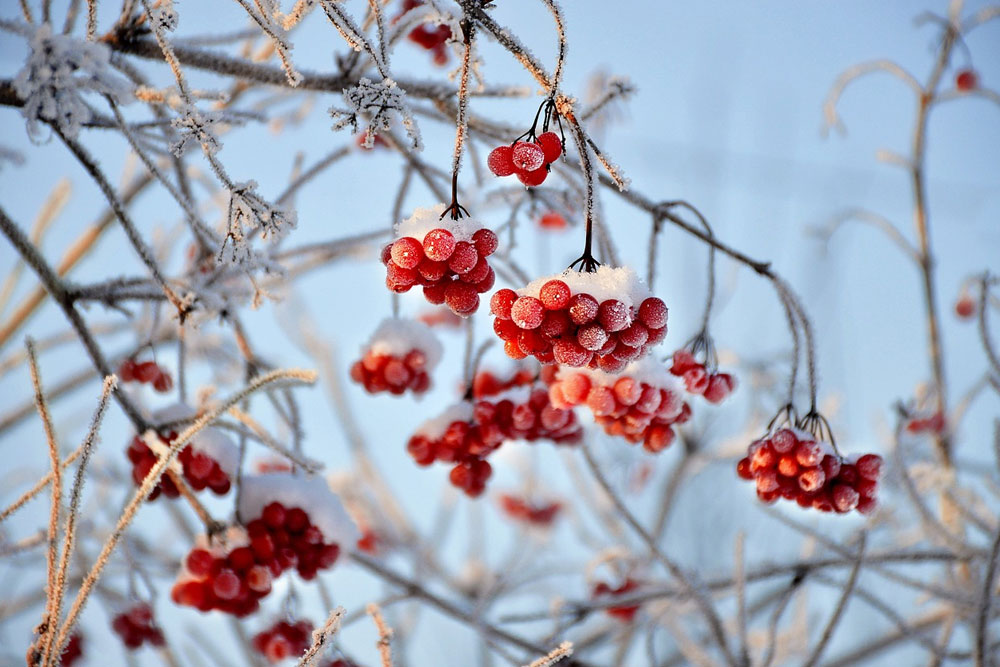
[238,473,359,546]
[395,203,487,243]
[366,318,443,368]
[518,265,653,309]
[413,402,473,440]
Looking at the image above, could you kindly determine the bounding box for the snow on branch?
[329,77,422,150]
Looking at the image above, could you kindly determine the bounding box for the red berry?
[539,212,567,230]
[638,298,667,329]
[487,145,516,177]
[390,237,424,269]
[212,569,241,600]
[798,467,826,493]
[448,241,478,274]
[577,323,609,351]
[539,280,571,310]
[511,296,545,329]
[770,429,798,454]
[568,293,599,325]
[490,289,518,319]
[516,166,548,187]
[955,295,975,319]
[445,281,479,315]
[472,228,498,256]
[422,228,456,261]
[186,549,214,576]
[552,339,590,366]
[134,361,160,383]
[618,322,649,348]
[956,68,978,91]
[703,373,735,404]
[795,440,823,467]
[540,309,571,338]
[511,141,545,172]
[119,359,137,382]
[535,132,562,163]
[855,454,883,481]
[152,371,173,393]
[831,484,860,513]
[597,299,631,332]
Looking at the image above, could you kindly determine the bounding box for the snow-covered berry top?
[556,356,682,393]
[412,401,474,440]
[395,203,486,243]
[151,403,240,477]
[237,473,359,546]
[365,317,443,368]
[518,265,653,311]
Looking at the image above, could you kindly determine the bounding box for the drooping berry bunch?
[350,318,442,396]
[736,426,882,515]
[591,579,641,622]
[111,604,165,650]
[405,403,505,497]
[487,98,564,187]
[126,405,237,500]
[172,476,357,615]
[548,358,690,453]
[476,383,584,446]
[252,618,314,663]
[397,0,452,66]
[669,347,737,404]
[119,357,173,393]
[491,266,668,370]
[498,493,562,526]
[382,204,498,316]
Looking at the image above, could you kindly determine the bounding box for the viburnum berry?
[111,604,165,650]
[172,476,356,615]
[492,266,668,369]
[350,318,442,396]
[956,68,978,91]
[592,579,641,622]
[511,141,546,172]
[906,411,946,434]
[669,346,737,405]
[516,165,548,187]
[119,358,173,393]
[383,205,499,316]
[955,293,975,319]
[252,618,314,663]
[735,426,882,515]
[535,131,563,162]
[549,357,690,453]
[396,0,452,66]
[498,493,562,526]
[538,211,568,230]
[487,145,516,177]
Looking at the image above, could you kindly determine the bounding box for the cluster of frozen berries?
[111,604,165,650]
[252,618,314,663]
[736,428,882,515]
[498,494,562,526]
[383,205,498,316]
[398,0,452,66]
[491,267,668,371]
[126,431,232,500]
[119,358,173,393]
[591,579,641,622]
[350,319,442,396]
[548,359,690,453]
[669,349,736,404]
[487,132,563,187]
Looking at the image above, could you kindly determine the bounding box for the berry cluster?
[119,358,173,393]
[383,204,498,316]
[171,528,271,617]
[736,428,882,515]
[111,604,165,650]
[487,132,562,187]
[350,318,442,396]
[549,358,690,453]
[491,266,668,371]
[252,618,314,663]
[669,349,736,404]
[497,493,562,526]
[398,0,452,66]
[591,579,640,622]
[126,430,232,500]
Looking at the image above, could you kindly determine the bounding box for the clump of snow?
[394,203,487,243]
[413,402,474,440]
[557,356,682,393]
[13,24,133,141]
[366,318,443,368]
[238,473,359,546]
[152,403,239,476]
[518,265,654,309]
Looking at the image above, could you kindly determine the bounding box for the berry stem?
[444,10,476,223]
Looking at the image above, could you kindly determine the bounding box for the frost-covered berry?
[536,131,563,162]
[350,318,442,397]
[487,145,516,177]
[512,141,546,172]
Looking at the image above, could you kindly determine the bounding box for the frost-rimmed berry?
[350,318,442,396]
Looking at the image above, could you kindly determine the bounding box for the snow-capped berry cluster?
[736,428,882,515]
[252,618,314,663]
[592,579,641,622]
[382,204,498,316]
[488,133,563,187]
[127,406,237,500]
[397,0,453,66]
[549,358,690,453]
[498,494,562,526]
[172,476,356,615]
[119,358,173,393]
[669,349,736,404]
[491,266,668,370]
[111,604,165,650]
[350,318,442,396]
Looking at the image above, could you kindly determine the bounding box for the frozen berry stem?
[443,9,475,222]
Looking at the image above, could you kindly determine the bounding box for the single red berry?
[539,212,567,230]
[152,371,173,393]
[448,241,479,274]
[955,295,975,319]
[597,299,631,332]
[472,228,498,257]
[539,280,571,310]
[956,68,978,91]
[487,145,516,177]
[831,484,860,513]
[445,281,480,315]
[119,359,137,382]
[134,361,160,383]
[517,165,548,187]
[212,569,241,600]
[535,132,562,162]
[577,323,609,351]
[511,141,545,171]
[638,298,667,329]
[553,339,591,366]
[568,293,599,325]
[490,289,518,319]
[511,296,545,330]
[186,548,214,577]
[390,236,424,269]
[422,228,456,261]
[855,453,883,481]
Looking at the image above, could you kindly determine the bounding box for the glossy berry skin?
[736,428,882,516]
[172,504,343,616]
[383,226,498,316]
[956,68,978,91]
[487,145,516,176]
[535,132,563,162]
